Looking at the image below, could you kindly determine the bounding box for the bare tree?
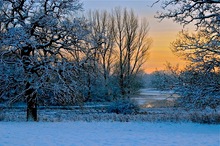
[84,8,151,100]
[112,8,151,98]
[85,10,115,101]
[0,0,88,121]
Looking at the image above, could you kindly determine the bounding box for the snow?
[0,122,219,146]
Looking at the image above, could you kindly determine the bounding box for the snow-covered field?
[0,122,219,146]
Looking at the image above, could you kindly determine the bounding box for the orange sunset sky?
[82,0,191,73]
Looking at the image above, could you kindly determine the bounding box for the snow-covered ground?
[0,88,219,145]
[0,122,219,146]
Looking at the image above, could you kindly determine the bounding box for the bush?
[107,99,139,115]
[190,112,220,124]
[175,70,220,110]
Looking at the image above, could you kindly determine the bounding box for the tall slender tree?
[112,8,151,98]
[86,10,115,101]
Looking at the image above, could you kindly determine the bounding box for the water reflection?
[132,88,179,108]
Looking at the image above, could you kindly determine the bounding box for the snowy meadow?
[0,122,219,146]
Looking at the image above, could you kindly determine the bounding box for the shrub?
[190,112,220,124]
[107,99,139,115]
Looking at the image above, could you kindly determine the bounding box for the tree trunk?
[120,74,125,97]
[21,46,38,121]
[88,75,91,101]
[26,82,38,121]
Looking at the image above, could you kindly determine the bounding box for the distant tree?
[150,71,174,90]
[0,0,89,121]
[150,63,179,90]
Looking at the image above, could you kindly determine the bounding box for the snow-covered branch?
[155,0,220,31]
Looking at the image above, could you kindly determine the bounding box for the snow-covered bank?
[0,122,219,146]
[1,108,220,123]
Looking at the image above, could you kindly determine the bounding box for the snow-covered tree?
[171,30,220,109]
[154,0,220,109]
[172,30,220,72]
[176,69,220,109]
[155,0,220,31]
[0,0,89,121]
[155,0,219,63]
[155,0,219,66]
